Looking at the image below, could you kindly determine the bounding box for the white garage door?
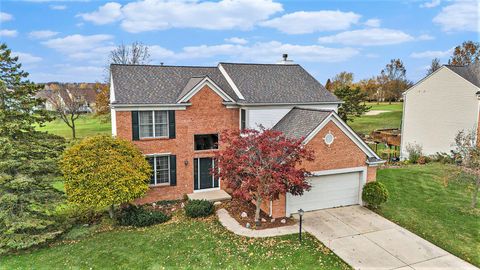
[286,172,361,215]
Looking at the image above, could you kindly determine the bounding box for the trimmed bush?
[362,182,389,209]
[185,200,214,218]
[116,204,170,227]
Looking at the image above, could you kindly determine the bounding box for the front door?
[194,158,219,190]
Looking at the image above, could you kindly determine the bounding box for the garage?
[286,171,362,215]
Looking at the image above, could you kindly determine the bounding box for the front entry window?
[148,155,170,185]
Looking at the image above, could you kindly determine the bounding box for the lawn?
[1,214,350,270]
[376,163,480,266]
[349,102,403,136]
[36,114,111,139]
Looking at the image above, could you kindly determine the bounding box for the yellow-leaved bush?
[59,135,151,209]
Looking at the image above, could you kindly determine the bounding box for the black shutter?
[241,109,246,130]
[169,155,177,186]
[168,110,176,139]
[131,111,139,141]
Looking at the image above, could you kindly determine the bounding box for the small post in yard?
[298,209,304,243]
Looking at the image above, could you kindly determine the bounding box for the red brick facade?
[115,85,239,203]
[115,85,378,215]
[260,120,378,218]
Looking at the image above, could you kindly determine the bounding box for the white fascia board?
[218,63,245,100]
[237,101,343,107]
[303,112,381,160]
[112,104,190,111]
[109,73,115,102]
[177,77,235,103]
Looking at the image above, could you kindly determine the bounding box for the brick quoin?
[115,85,238,203]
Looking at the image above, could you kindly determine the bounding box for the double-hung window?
[148,155,170,185]
[139,111,168,138]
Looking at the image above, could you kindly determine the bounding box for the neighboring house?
[110,60,383,218]
[400,63,480,159]
[38,83,100,113]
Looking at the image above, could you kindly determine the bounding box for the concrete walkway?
[217,208,297,237]
[298,206,478,270]
[187,189,231,202]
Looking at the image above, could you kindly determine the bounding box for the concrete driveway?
[299,206,477,270]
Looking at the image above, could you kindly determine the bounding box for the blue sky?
[0,0,478,83]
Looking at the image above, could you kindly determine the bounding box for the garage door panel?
[287,172,361,215]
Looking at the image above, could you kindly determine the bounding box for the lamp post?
[298,209,304,243]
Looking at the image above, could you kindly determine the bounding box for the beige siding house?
[400,63,480,159]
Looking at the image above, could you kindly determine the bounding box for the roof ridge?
[219,62,299,66]
[291,107,335,112]
[110,63,217,68]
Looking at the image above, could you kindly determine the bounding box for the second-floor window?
[139,111,168,138]
[194,134,218,150]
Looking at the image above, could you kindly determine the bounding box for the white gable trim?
[218,63,245,100]
[177,76,235,103]
[303,112,381,160]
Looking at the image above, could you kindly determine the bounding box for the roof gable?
[446,63,480,88]
[273,108,381,162]
[176,76,235,103]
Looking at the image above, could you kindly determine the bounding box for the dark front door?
[194,158,219,190]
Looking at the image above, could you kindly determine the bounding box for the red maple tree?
[214,127,315,224]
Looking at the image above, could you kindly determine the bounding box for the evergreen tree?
[0,43,52,138]
[334,86,370,122]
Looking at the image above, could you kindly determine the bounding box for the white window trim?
[139,111,169,139]
[147,154,171,186]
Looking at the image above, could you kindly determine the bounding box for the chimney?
[277,53,293,64]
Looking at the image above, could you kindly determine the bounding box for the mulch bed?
[145,200,184,215]
[222,198,296,230]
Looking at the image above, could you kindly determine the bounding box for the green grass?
[376,164,480,266]
[365,102,403,112]
[1,215,350,270]
[349,111,402,136]
[36,114,111,139]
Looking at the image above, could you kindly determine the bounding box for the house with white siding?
[400,63,480,159]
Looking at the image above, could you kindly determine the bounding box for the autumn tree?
[356,77,379,101]
[453,130,480,208]
[325,79,333,91]
[46,84,86,139]
[379,59,411,103]
[426,58,441,75]
[59,135,151,218]
[449,41,480,65]
[329,71,354,92]
[95,83,110,116]
[334,86,370,122]
[109,42,151,65]
[215,128,314,225]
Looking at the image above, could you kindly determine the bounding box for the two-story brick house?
[110,61,383,218]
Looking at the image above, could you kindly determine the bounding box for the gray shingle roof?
[272,108,332,139]
[177,76,206,102]
[220,63,339,104]
[111,62,339,105]
[446,63,480,88]
[110,65,237,104]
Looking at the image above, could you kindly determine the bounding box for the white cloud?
[260,10,360,34]
[433,0,479,32]
[42,34,114,63]
[410,48,453,58]
[80,0,283,33]
[0,29,18,37]
[149,41,359,63]
[0,12,13,22]
[224,37,248,45]
[31,65,105,83]
[12,52,42,64]
[29,30,59,39]
[364,19,380,27]
[50,5,67,10]
[417,34,435,40]
[420,0,441,8]
[318,28,414,46]
[77,2,122,25]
